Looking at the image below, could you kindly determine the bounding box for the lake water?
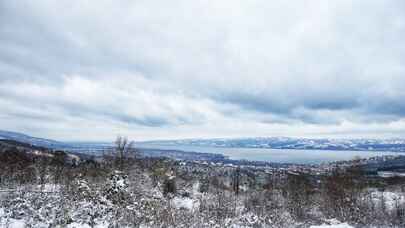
[136,144,404,164]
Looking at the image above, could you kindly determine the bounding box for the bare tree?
[34,156,49,191]
[113,136,137,171]
[232,167,241,195]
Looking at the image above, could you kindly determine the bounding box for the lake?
[136,144,404,164]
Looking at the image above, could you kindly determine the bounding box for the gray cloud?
[1,0,405,140]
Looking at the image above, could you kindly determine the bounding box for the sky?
[1,0,405,141]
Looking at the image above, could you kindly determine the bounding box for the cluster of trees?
[1,137,405,227]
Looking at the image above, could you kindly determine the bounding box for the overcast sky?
[1,0,405,141]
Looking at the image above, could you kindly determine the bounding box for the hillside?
[0,130,68,149]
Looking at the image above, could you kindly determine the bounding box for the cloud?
[1,0,405,140]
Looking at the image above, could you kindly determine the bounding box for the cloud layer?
[1,0,405,141]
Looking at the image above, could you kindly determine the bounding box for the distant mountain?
[142,137,405,152]
[2,129,405,154]
[0,130,68,148]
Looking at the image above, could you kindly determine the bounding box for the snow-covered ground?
[309,219,354,228]
[172,196,198,210]
[369,190,405,211]
[310,224,353,228]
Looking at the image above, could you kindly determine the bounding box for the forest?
[0,137,405,228]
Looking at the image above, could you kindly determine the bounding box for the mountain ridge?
[0,130,67,148]
[2,129,405,152]
[142,137,405,152]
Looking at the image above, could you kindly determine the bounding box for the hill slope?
[0,130,68,148]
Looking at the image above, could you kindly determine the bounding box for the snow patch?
[172,197,197,210]
[310,219,354,228]
[310,223,353,228]
[370,191,405,211]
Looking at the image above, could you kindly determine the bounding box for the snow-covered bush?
[104,171,130,205]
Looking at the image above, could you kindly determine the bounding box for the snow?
[192,182,200,195]
[0,221,109,228]
[310,219,354,228]
[370,191,405,210]
[310,223,353,228]
[4,219,26,228]
[172,197,197,210]
[67,222,109,228]
[0,208,26,228]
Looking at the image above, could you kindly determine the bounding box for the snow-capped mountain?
[143,137,405,152]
